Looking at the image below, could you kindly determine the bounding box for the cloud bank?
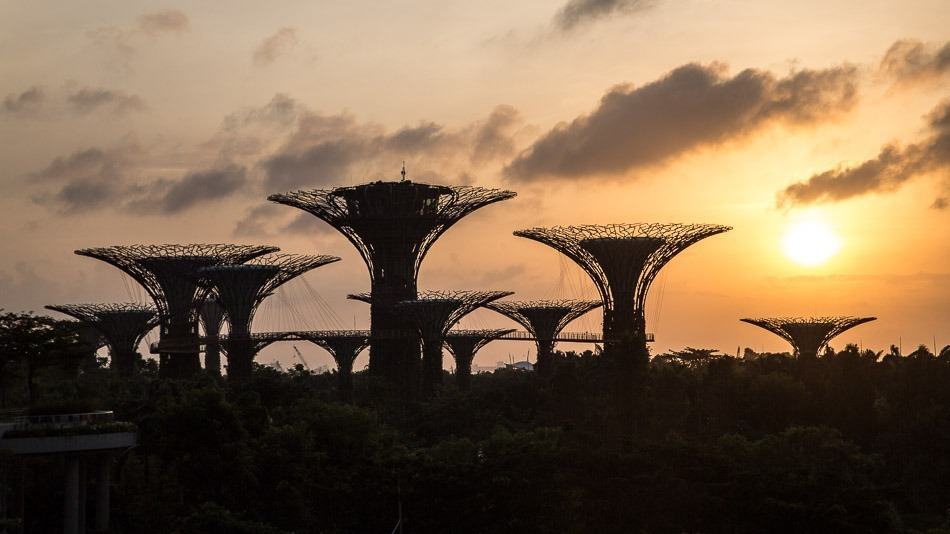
[880,39,950,86]
[554,0,655,32]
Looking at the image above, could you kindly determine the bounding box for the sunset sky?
[1,1,947,370]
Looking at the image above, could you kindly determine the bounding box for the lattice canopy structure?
[269,180,516,384]
[444,329,514,389]
[740,316,877,359]
[295,330,370,400]
[514,224,730,361]
[45,303,159,375]
[75,244,277,377]
[199,297,227,376]
[394,290,513,395]
[486,299,602,373]
[198,253,340,379]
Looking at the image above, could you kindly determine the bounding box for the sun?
[781,218,841,266]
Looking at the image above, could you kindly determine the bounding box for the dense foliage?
[2,312,950,532]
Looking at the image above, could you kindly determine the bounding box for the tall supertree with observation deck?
[45,303,158,376]
[486,299,601,374]
[75,244,277,378]
[513,224,730,371]
[198,253,340,380]
[444,328,514,390]
[268,178,516,385]
[740,316,877,359]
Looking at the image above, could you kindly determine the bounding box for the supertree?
[513,224,730,368]
[75,244,277,378]
[740,316,877,359]
[388,290,512,396]
[198,253,340,380]
[199,297,227,376]
[444,329,514,390]
[45,303,158,375]
[268,179,516,386]
[294,330,370,401]
[486,299,601,374]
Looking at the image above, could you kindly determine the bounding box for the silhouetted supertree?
[740,316,877,359]
[513,224,730,368]
[198,253,340,380]
[46,303,155,375]
[389,290,512,396]
[199,297,226,377]
[486,300,601,374]
[444,329,514,390]
[295,330,370,401]
[269,179,516,388]
[75,244,277,378]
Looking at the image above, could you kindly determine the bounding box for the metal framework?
[514,224,730,362]
[740,316,877,359]
[444,329,514,389]
[198,253,340,379]
[296,331,370,400]
[199,297,227,377]
[75,244,277,377]
[269,180,516,384]
[45,303,159,376]
[486,299,601,373]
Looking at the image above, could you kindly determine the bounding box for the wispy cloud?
[2,87,45,115]
[253,28,298,66]
[553,0,656,33]
[879,39,950,87]
[67,87,145,115]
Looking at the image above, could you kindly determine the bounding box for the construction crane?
[292,345,311,370]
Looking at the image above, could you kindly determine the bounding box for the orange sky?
[1,1,947,370]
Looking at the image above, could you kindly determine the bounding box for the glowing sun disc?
[782,219,841,266]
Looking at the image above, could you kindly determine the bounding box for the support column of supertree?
[268,179,515,388]
[45,303,159,376]
[740,316,877,359]
[388,290,512,396]
[296,331,370,401]
[75,244,277,378]
[514,224,730,368]
[486,300,601,374]
[198,253,340,380]
[443,329,514,390]
[199,297,227,377]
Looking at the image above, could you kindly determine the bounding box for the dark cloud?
[880,39,950,85]
[779,100,950,208]
[253,28,298,66]
[554,0,655,32]
[128,165,247,214]
[2,87,44,114]
[67,87,145,115]
[504,62,858,181]
[137,9,190,35]
[232,204,331,237]
[29,146,134,213]
[261,105,523,190]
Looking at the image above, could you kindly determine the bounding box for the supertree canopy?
[486,299,601,374]
[45,303,158,376]
[394,290,512,395]
[198,253,340,380]
[268,180,516,385]
[740,316,877,359]
[514,224,730,365]
[75,244,277,378]
[199,297,227,376]
[295,330,371,401]
[444,328,514,390]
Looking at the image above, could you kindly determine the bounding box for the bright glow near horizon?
[782,218,842,267]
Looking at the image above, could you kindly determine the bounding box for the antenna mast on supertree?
[198,253,340,380]
[45,303,158,376]
[75,244,277,378]
[514,224,730,370]
[295,330,370,401]
[444,329,514,390]
[392,290,512,396]
[740,316,877,359]
[486,299,601,374]
[268,179,516,386]
[199,297,227,377]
